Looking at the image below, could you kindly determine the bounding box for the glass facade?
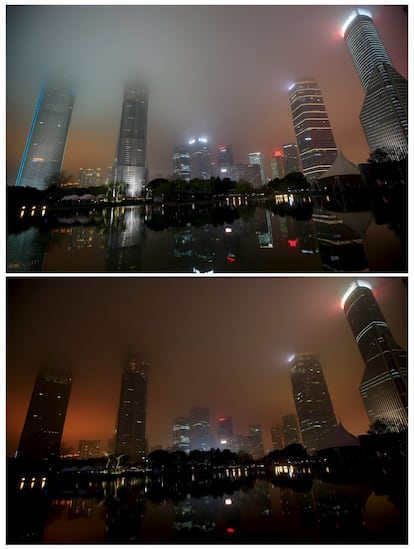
[189,407,211,451]
[288,80,338,182]
[17,364,72,459]
[282,413,302,446]
[290,354,337,452]
[188,137,211,180]
[16,80,74,190]
[115,357,149,463]
[114,84,148,198]
[172,417,191,452]
[342,281,407,431]
[173,145,191,181]
[343,11,408,159]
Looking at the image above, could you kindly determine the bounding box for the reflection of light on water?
[224,498,232,505]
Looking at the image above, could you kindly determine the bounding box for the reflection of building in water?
[258,210,274,248]
[105,483,146,542]
[312,212,368,271]
[105,207,146,271]
[173,227,216,273]
[7,227,48,272]
[312,479,370,542]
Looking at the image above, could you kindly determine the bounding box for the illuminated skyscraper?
[172,417,191,453]
[17,364,72,460]
[290,354,337,452]
[115,357,149,463]
[189,407,211,451]
[173,145,191,181]
[288,80,338,182]
[282,413,302,446]
[188,136,211,179]
[341,280,407,431]
[114,83,148,197]
[342,9,407,159]
[270,423,284,450]
[16,79,74,190]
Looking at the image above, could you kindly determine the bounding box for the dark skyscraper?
[115,357,149,463]
[189,407,211,451]
[16,79,74,190]
[342,9,407,159]
[270,423,284,450]
[282,143,302,174]
[17,364,72,460]
[217,145,234,178]
[341,280,407,431]
[173,145,191,181]
[172,416,190,453]
[288,79,338,182]
[282,413,302,446]
[217,415,233,450]
[290,353,337,452]
[114,82,148,197]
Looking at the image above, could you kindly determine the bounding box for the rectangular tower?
[282,414,302,446]
[290,353,337,452]
[115,356,149,463]
[114,83,148,198]
[288,80,337,183]
[16,79,74,190]
[17,364,72,460]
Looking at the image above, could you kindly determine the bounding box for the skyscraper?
[189,407,211,451]
[282,143,302,174]
[172,417,191,453]
[115,356,149,463]
[282,414,302,446]
[248,152,265,185]
[173,145,191,181]
[341,280,407,431]
[114,83,148,198]
[16,79,74,190]
[270,423,284,450]
[17,364,72,460]
[217,145,234,178]
[78,440,101,459]
[188,136,211,179]
[217,416,233,450]
[290,353,337,452]
[288,80,338,182]
[270,150,286,179]
[249,424,265,458]
[342,9,408,159]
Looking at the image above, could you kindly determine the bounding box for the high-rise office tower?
[249,424,265,458]
[17,364,72,460]
[288,80,338,182]
[173,145,191,181]
[78,167,102,187]
[188,136,211,179]
[189,407,211,451]
[341,280,407,431]
[270,150,286,179]
[290,354,337,452]
[282,414,302,446]
[172,417,191,453]
[248,152,265,185]
[115,356,149,463]
[114,83,148,198]
[342,9,407,159]
[217,145,234,178]
[16,79,74,190]
[217,416,233,450]
[270,423,284,450]
[282,143,302,174]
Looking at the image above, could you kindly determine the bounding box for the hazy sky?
[6,4,408,185]
[7,276,407,456]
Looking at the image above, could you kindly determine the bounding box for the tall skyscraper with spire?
[16,78,74,190]
[17,364,72,460]
[115,356,149,463]
[288,80,338,182]
[114,82,148,198]
[342,9,407,159]
[341,280,407,431]
[289,353,337,452]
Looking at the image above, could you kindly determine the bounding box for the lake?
[7,197,406,273]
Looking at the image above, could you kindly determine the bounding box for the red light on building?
[227,528,235,533]
[273,150,283,157]
[288,239,298,247]
[218,417,226,422]
[226,254,236,263]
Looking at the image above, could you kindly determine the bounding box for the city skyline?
[6,5,407,185]
[7,277,407,457]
